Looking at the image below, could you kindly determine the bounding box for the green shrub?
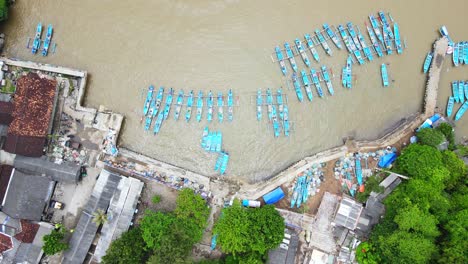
[151,195,161,204]
[416,128,445,147]
[42,228,69,256]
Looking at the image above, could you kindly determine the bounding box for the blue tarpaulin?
[378,152,397,168]
[263,187,285,204]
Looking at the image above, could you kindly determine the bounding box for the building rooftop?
[334,196,363,230]
[0,101,13,125]
[14,155,81,184]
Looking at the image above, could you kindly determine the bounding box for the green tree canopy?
[377,231,436,264]
[416,128,445,148]
[140,211,175,250]
[394,144,445,179]
[174,188,210,242]
[147,221,193,264]
[355,242,379,264]
[441,150,467,191]
[0,0,8,22]
[394,204,439,239]
[42,228,69,256]
[102,227,147,264]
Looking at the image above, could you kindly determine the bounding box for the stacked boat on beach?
[201,127,229,175]
[447,80,468,121]
[289,164,324,209]
[256,88,290,137]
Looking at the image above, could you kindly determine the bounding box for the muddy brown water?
[2,0,467,181]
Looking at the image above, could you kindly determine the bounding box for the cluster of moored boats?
[256,88,290,137]
[290,165,324,208]
[201,127,229,175]
[30,22,54,56]
[290,66,335,102]
[452,42,468,67]
[142,86,235,134]
[447,81,468,121]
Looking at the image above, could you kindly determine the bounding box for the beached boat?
[310,69,324,97]
[353,50,365,65]
[153,87,164,118]
[381,63,389,87]
[144,92,157,130]
[214,152,223,171]
[301,70,313,101]
[185,90,194,122]
[346,56,353,88]
[205,132,213,151]
[383,26,393,55]
[338,24,355,53]
[283,105,290,137]
[271,105,280,137]
[210,132,218,152]
[143,85,154,116]
[174,90,184,120]
[144,115,152,131]
[455,101,468,121]
[220,152,229,175]
[369,15,384,44]
[295,38,311,67]
[277,89,284,119]
[267,88,273,120]
[292,73,304,102]
[464,42,468,65]
[217,92,224,123]
[355,158,363,186]
[32,22,43,54]
[393,23,402,54]
[357,28,373,61]
[465,81,468,101]
[459,42,465,65]
[256,90,262,121]
[365,22,384,57]
[290,188,298,208]
[163,88,173,120]
[459,81,465,104]
[378,11,394,39]
[447,96,455,117]
[423,52,433,74]
[315,29,332,56]
[341,67,347,88]
[275,46,288,75]
[304,34,320,62]
[153,111,165,134]
[42,24,53,56]
[346,22,362,50]
[323,23,342,49]
[452,81,460,103]
[215,132,222,152]
[227,89,233,122]
[284,42,298,72]
[207,91,214,122]
[453,43,459,67]
[321,66,334,95]
[201,127,209,149]
[196,91,203,122]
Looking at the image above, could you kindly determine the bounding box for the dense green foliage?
[356,174,384,203]
[102,227,147,264]
[214,201,284,263]
[436,123,455,149]
[42,228,69,256]
[355,242,379,264]
[361,143,468,264]
[416,127,445,147]
[0,0,8,22]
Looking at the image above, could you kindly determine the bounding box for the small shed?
[263,187,285,205]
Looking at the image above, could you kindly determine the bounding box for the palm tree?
[92,209,108,226]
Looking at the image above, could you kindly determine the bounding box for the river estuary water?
[2,0,467,182]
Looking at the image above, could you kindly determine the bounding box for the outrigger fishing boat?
[355,157,363,186]
[365,22,384,57]
[292,73,304,102]
[378,11,394,39]
[153,111,165,134]
[143,85,154,116]
[353,49,365,65]
[453,43,459,67]
[323,23,342,49]
[295,38,311,67]
[338,24,355,53]
[163,88,174,120]
[459,43,465,65]
[185,90,194,122]
[304,34,320,62]
[215,132,222,152]
[393,23,403,54]
[219,152,229,175]
[381,63,389,87]
[275,46,288,75]
[341,67,347,88]
[174,90,184,120]
[423,52,433,74]
[464,42,468,64]
[357,28,373,61]
[301,70,313,101]
[452,81,460,103]
[256,90,262,121]
[465,81,468,101]
[42,24,53,56]
[271,105,280,137]
[455,101,468,121]
[276,89,284,119]
[201,127,209,149]
[369,15,384,44]
[32,22,43,54]
[321,66,334,95]
[266,88,273,121]
[310,69,324,98]
[227,89,233,122]
[207,91,214,122]
[153,87,164,118]
[196,91,203,122]
[459,81,465,104]
[447,96,455,117]
[283,105,290,136]
[383,26,393,55]
[144,93,157,130]
[346,56,353,88]
[217,92,224,123]
[284,42,298,72]
[315,29,332,56]
[346,22,362,50]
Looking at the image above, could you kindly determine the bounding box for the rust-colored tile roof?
[14,219,40,243]
[3,134,46,157]
[0,101,13,125]
[0,233,13,254]
[8,72,56,137]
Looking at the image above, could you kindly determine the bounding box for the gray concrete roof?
[309,192,339,254]
[267,230,298,264]
[14,155,81,183]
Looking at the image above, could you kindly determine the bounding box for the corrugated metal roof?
[14,156,80,183]
[334,197,363,230]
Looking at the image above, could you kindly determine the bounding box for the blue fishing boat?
[290,188,298,208]
[383,26,393,55]
[163,88,174,120]
[220,152,229,175]
[447,96,455,117]
[201,127,209,149]
[227,89,233,122]
[459,81,465,104]
[323,23,342,49]
[256,90,262,121]
[310,69,324,97]
[452,81,460,103]
[296,176,305,208]
[271,105,280,137]
[153,87,164,118]
[277,89,284,119]
[196,91,203,122]
[341,67,347,88]
[283,105,290,137]
[42,24,53,56]
[205,132,213,151]
[174,90,184,120]
[321,66,334,95]
[275,46,288,75]
[338,24,355,53]
[455,101,468,121]
[144,116,152,131]
[423,52,433,74]
[393,23,402,54]
[185,90,194,122]
[143,85,154,116]
[215,132,222,152]
[453,43,459,67]
[295,38,311,67]
[465,81,468,101]
[211,234,218,251]
[207,91,214,122]
[144,93,157,130]
[464,42,468,65]
[153,111,165,134]
[357,28,373,61]
[365,22,384,57]
[301,70,313,101]
[266,88,273,121]
[32,23,43,54]
[292,73,304,102]
[459,42,465,65]
[304,34,320,62]
[355,157,363,186]
[346,56,353,88]
[217,92,224,123]
[346,22,362,50]
[214,152,223,171]
[378,11,394,39]
[315,29,332,56]
[381,63,389,87]
[353,50,365,65]
[369,15,384,44]
[284,42,298,72]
